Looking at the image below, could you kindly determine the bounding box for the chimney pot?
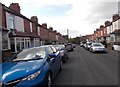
[112,14,120,22]
[31,16,38,23]
[9,3,21,13]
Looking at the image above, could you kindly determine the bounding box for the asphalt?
[53,45,118,86]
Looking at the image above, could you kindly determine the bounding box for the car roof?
[92,42,101,44]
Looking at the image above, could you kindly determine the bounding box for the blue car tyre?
[59,61,62,71]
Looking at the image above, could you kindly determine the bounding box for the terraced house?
[0,3,67,61]
[84,14,120,50]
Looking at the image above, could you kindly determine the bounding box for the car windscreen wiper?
[12,57,43,62]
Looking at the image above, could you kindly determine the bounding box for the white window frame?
[37,26,40,36]
[34,38,40,47]
[30,22,32,32]
[15,37,31,52]
[101,31,103,36]
[25,38,31,48]
[10,14,15,30]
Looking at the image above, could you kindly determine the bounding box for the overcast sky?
[1,0,119,38]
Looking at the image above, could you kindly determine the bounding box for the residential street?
[53,45,118,85]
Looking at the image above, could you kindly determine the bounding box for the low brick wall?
[107,43,113,50]
[2,49,12,62]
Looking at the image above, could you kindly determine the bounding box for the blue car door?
[51,46,61,73]
[48,47,58,77]
[55,51,61,71]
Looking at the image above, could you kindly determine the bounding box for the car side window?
[50,46,59,56]
[50,46,57,53]
[48,47,54,54]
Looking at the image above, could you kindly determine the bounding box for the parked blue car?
[53,45,68,63]
[0,45,62,87]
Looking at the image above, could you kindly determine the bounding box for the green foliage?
[68,37,80,44]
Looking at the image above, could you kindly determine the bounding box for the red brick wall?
[24,19,30,33]
[9,3,21,14]
[32,23,37,34]
[40,27,48,39]
[1,5,6,28]
[103,27,107,36]
[112,14,120,22]
[31,16,38,23]
[0,4,2,26]
[2,11,6,27]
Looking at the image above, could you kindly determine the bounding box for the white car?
[112,45,120,51]
[90,43,106,53]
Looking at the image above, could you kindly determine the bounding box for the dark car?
[53,45,68,63]
[66,43,74,52]
[0,45,62,87]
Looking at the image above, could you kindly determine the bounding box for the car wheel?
[59,61,62,71]
[47,72,52,87]
[112,46,114,50]
[91,49,94,53]
[67,55,69,59]
[63,56,67,63]
[71,48,73,51]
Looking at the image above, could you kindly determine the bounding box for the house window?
[38,27,40,35]
[11,37,31,52]
[25,38,31,48]
[114,22,117,30]
[10,15,15,29]
[101,31,103,36]
[34,38,40,47]
[30,22,32,32]
[56,35,58,40]
[16,38,25,51]
[110,34,115,42]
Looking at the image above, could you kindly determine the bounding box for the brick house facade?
[84,14,120,49]
[0,3,67,61]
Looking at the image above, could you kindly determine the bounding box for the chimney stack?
[9,3,21,13]
[112,14,120,22]
[31,16,38,23]
[42,23,47,29]
[105,21,111,27]
[100,25,104,29]
[49,27,53,31]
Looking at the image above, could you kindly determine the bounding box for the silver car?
[90,43,106,53]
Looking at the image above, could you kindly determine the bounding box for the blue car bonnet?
[0,59,44,83]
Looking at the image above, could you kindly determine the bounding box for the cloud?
[0,0,119,38]
[39,4,72,17]
[84,2,118,24]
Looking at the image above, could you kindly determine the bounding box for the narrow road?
[53,45,118,85]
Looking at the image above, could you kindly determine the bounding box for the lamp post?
[67,29,69,39]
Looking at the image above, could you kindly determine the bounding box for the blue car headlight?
[3,70,41,86]
[22,70,41,81]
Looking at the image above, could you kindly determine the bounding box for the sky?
[0,0,119,38]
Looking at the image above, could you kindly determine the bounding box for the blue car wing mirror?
[49,53,56,58]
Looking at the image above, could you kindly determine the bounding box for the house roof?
[9,31,40,38]
[111,29,120,35]
[2,3,43,28]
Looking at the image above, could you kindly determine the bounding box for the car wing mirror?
[49,53,56,58]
